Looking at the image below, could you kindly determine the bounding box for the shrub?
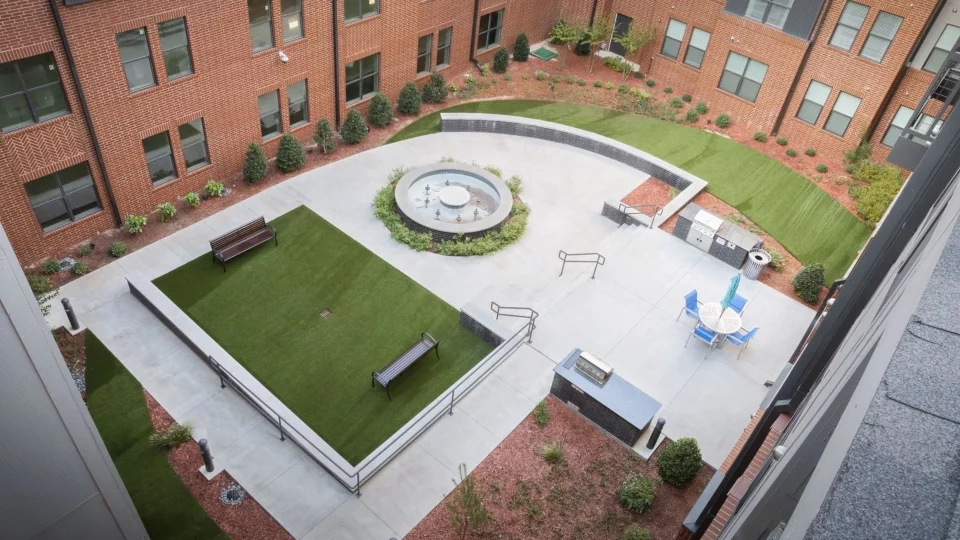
[849,161,906,227]
[396,82,421,116]
[340,109,369,144]
[313,119,338,154]
[605,82,614,90]
[522,74,530,80]
[276,134,306,172]
[535,70,550,81]
[594,80,603,88]
[645,79,656,87]
[844,164,857,174]
[157,202,176,222]
[421,71,448,103]
[435,202,529,256]
[618,84,628,94]
[695,101,709,115]
[685,110,700,123]
[479,63,491,77]
[776,137,788,146]
[493,47,509,73]
[108,242,127,258]
[513,33,530,61]
[577,79,585,86]
[805,147,817,157]
[503,74,511,81]
[816,163,828,174]
[533,399,549,427]
[664,87,673,94]
[77,243,94,257]
[149,423,193,449]
[483,165,502,178]
[715,113,731,128]
[367,92,393,127]
[623,524,652,540]
[28,275,52,294]
[670,97,683,108]
[373,182,432,251]
[768,247,785,272]
[618,475,656,513]
[657,438,703,487]
[786,148,797,157]
[72,261,90,276]
[566,75,575,84]
[446,463,490,538]
[551,75,562,84]
[41,260,61,275]
[184,192,201,208]
[603,56,631,73]
[204,180,225,198]
[753,131,768,142]
[844,140,872,167]
[242,142,268,184]
[793,263,826,303]
[125,214,147,234]
[537,441,565,463]
[681,93,692,102]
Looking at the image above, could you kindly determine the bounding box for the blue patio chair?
[676,290,701,324]
[725,327,759,359]
[685,322,719,357]
[728,293,748,315]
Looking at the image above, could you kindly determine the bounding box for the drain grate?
[320,308,332,319]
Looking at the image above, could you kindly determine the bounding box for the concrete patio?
[52,131,815,538]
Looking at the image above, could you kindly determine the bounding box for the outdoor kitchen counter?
[674,203,762,268]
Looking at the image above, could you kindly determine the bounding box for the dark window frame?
[345,53,379,103]
[287,79,309,128]
[0,53,70,133]
[661,19,686,60]
[796,80,832,125]
[477,10,503,51]
[178,119,210,171]
[26,163,102,232]
[281,0,304,43]
[258,90,282,140]
[922,24,960,73]
[859,11,902,63]
[249,0,275,53]
[744,0,794,30]
[344,0,379,23]
[158,18,194,81]
[824,91,861,137]
[683,28,710,69]
[417,34,433,75]
[829,1,869,51]
[142,131,178,185]
[116,27,157,92]
[718,52,768,103]
[437,27,453,67]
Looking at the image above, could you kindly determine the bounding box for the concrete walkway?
[53,132,814,539]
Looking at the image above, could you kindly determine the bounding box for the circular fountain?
[395,163,514,240]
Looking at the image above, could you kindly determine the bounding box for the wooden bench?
[209,216,277,272]
[372,333,440,400]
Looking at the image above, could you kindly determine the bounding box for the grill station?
[673,204,763,269]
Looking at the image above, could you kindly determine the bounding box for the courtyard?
[54,125,815,539]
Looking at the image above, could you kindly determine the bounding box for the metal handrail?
[490,302,539,343]
[206,319,534,496]
[558,250,606,279]
[618,202,663,229]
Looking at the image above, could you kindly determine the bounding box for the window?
[437,27,452,67]
[881,105,913,147]
[661,19,686,60]
[248,0,274,52]
[922,25,960,73]
[287,80,308,127]
[0,53,69,132]
[718,52,767,102]
[26,163,101,232]
[824,92,861,136]
[345,0,378,22]
[281,0,303,42]
[117,28,156,91]
[829,2,869,51]
[158,18,193,81]
[178,119,209,170]
[258,90,281,139]
[796,80,831,124]
[142,132,177,184]
[860,12,901,62]
[932,66,960,101]
[910,113,944,142]
[684,28,710,68]
[345,53,378,103]
[417,34,433,75]
[745,0,794,30]
[477,10,503,51]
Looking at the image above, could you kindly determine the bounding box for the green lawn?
[85,331,227,540]
[389,100,870,282]
[154,206,493,465]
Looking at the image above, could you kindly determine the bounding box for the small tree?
[422,71,448,103]
[793,263,826,303]
[340,109,369,144]
[243,142,268,183]
[513,32,530,62]
[612,23,656,83]
[492,48,509,73]
[585,16,614,73]
[313,119,337,153]
[657,438,703,487]
[397,82,421,115]
[275,134,306,173]
[368,92,393,127]
[445,463,489,539]
[550,20,585,69]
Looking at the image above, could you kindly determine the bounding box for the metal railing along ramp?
[558,250,605,279]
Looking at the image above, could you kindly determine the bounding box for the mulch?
[406,395,712,540]
[143,391,293,540]
[622,177,677,210]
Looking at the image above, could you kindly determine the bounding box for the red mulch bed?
[622,177,677,210]
[144,392,292,540]
[406,396,711,540]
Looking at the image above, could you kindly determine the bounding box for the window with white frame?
[661,19,686,60]
[745,0,794,30]
[718,52,768,102]
[923,25,960,73]
[881,105,913,147]
[684,28,710,69]
[824,92,861,136]
[860,11,902,62]
[796,80,832,124]
[829,2,869,51]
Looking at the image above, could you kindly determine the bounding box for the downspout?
[48,0,121,228]
[771,0,833,136]
[469,0,481,68]
[331,0,341,127]
[588,0,600,28]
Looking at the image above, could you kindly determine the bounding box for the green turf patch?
[531,47,558,60]
[154,207,493,465]
[387,100,870,283]
[85,331,227,540]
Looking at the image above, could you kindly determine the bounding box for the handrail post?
[211,357,225,389]
[278,415,285,441]
[591,258,599,279]
[356,473,362,497]
[449,390,455,415]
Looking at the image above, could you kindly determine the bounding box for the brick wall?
[871,67,935,161]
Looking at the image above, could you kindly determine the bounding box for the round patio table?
[698,302,743,335]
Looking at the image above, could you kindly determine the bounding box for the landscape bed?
[153,206,493,465]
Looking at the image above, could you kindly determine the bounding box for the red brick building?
[1,0,957,264]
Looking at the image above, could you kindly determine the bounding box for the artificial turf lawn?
[388,100,871,283]
[84,331,227,540]
[154,206,493,465]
